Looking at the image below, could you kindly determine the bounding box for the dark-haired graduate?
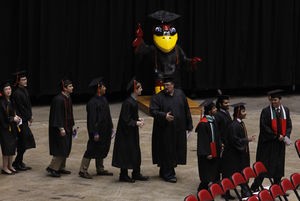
[150,76,193,183]
[46,79,75,177]
[195,99,221,191]
[112,78,149,183]
[0,81,20,175]
[12,70,36,171]
[78,77,114,179]
[222,103,255,198]
[251,90,292,191]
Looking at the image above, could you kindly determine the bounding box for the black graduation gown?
[0,97,18,155]
[112,96,141,169]
[12,87,36,150]
[84,95,113,159]
[222,120,250,178]
[195,117,221,182]
[214,109,232,144]
[256,106,292,178]
[150,89,193,167]
[48,93,74,157]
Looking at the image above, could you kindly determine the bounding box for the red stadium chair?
[221,178,242,200]
[280,178,300,200]
[258,189,274,201]
[197,189,214,201]
[184,194,198,201]
[269,184,287,201]
[232,172,252,200]
[295,139,300,158]
[290,172,300,189]
[246,195,259,201]
[232,172,248,186]
[253,161,273,188]
[209,183,225,198]
[243,167,257,182]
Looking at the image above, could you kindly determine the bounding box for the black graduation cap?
[200,98,216,112]
[267,89,284,99]
[59,77,72,89]
[231,102,246,108]
[88,77,104,88]
[231,102,246,115]
[126,76,140,93]
[0,80,12,92]
[162,75,175,83]
[12,70,27,78]
[148,10,181,23]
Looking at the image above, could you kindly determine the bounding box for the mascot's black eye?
[170,27,177,35]
[154,26,163,36]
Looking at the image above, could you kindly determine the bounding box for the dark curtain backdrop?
[1,0,300,98]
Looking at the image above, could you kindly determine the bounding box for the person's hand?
[166,112,174,122]
[60,128,66,136]
[136,120,144,128]
[248,135,256,142]
[279,135,284,141]
[207,155,213,160]
[94,134,100,141]
[13,115,21,124]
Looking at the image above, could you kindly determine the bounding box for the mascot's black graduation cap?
[148,10,181,23]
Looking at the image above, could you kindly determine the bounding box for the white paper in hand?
[284,136,292,146]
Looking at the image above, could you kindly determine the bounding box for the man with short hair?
[150,76,193,183]
[251,90,292,191]
[46,79,75,177]
[12,70,36,171]
[79,77,114,179]
[112,78,149,183]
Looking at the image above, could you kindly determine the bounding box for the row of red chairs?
[184,161,300,201]
[247,173,300,201]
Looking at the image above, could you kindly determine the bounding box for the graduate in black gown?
[222,103,255,198]
[0,81,20,175]
[112,78,149,183]
[79,77,114,179]
[149,76,193,183]
[46,79,75,177]
[251,90,292,191]
[12,70,36,171]
[214,94,235,199]
[196,99,221,191]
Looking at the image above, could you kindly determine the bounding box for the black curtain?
[1,0,300,98]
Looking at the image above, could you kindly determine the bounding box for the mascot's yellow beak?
[153,33,178,53]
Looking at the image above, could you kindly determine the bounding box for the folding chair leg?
[233,189,242,201]
[294,190,300,201]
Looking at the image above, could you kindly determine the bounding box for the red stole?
[270,105,287,136]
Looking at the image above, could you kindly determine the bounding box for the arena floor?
[1,95,300,201]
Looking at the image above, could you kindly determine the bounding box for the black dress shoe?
[1,169,14,175]
[119,175,135,183]
[59,169,71,174]
[132,174,149,181]
[79,171,92,179]
[46,167,61,177]
[97,170,113,176]
[20,163,32,170]
[164,176,177,183]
